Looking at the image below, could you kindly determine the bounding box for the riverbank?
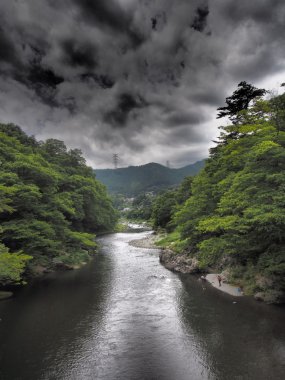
[159,249,200,274]
[129,233,285,304]
[160,250,244,297]
[129,234,200,273]
[205,274,243,297]
[129,232,201,274]
[129,233,160,249]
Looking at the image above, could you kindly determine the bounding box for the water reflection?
[0,251,114,380]
[58,232,214,380]
[177,274,285,380]
[0,231,284,380]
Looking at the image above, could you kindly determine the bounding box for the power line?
[113,153,119,169]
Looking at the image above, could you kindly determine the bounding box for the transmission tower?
[166,160,170,168]
[113,153,119,169]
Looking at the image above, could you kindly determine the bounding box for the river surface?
[0,231,285,380]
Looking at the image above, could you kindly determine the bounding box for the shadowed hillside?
[95,161,205,195]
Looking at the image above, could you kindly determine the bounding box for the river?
[0,231,284,380]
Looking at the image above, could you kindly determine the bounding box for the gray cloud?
[104,92,148,127]
[191,4,209,32]
[0,27,18,65]
[61,39,98,70]
[72,0,145,48]
[0,0,284,168]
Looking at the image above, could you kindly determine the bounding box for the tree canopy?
[0,124,117,286]
[155,85,285,303]
[217,81,267,124]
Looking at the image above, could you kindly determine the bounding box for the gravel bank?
[129,233,160,249]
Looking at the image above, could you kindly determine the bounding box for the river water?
[0,231,284,380]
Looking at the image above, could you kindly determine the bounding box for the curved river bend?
[0,231,285,379]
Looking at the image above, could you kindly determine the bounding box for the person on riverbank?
[217,275,222,287]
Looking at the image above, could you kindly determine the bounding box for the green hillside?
[152,83,285,304]
[95,161,205,195]
[0,123,117,287]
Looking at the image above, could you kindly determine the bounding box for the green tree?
[0,242,32,286]
[217,81,267,124]
[0,123,117,285]
[152,190,177,231]
[168,87,285,302]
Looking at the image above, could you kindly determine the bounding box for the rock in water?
[0,291,13,300]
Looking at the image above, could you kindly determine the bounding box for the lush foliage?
[0,124,117,286]
[151,176,193,231]
[0,241,31,285]
[123,175,193,227]
[126,193,154,220]
[159,86,285,301]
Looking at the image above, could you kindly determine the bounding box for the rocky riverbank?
[129,233,160,249]
[159,249,200,274]
[129,233,200,274]
[129,232,285,304]
[129,234,284,304]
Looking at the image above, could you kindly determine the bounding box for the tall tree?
[217,81,267,124]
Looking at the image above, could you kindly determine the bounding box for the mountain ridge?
[94,160,205,195]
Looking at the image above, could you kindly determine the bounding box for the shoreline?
[129,233,284,304]
[129,233,161,249]
[129,233,245,298]
[205,274,243,297]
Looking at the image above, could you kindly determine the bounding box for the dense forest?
[0,124,117,288]
[95,161,204,196]
[150,83,285,303]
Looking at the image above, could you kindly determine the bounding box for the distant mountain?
[94,160,205,196]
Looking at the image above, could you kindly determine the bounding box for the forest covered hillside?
[0,124,117,288]
[95,160,205,195]
[151,82,285,304]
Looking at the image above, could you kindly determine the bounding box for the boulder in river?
[0,291,13,300]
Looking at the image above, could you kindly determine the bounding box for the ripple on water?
[0,231,284,380]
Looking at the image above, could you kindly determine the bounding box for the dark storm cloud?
[165,111,204,127]
[190,91,224,107]
[0,24,63,106]
[104,93,148,127]
[80,73,115,89]
[72,0,145,47]
[151,12,167,32]
[191,5,209,32]
[27,64,64,89]
[61,39,97,69]
[151,17,157,31]
[0,27,18,64]
[26,63,64,106]
[72,0,129,32]
[0,0,285,168]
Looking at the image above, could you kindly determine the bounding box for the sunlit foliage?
[0,124,117,286]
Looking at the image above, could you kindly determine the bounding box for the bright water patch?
[0,231,284,379]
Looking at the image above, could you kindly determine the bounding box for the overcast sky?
[0,0,285,168]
